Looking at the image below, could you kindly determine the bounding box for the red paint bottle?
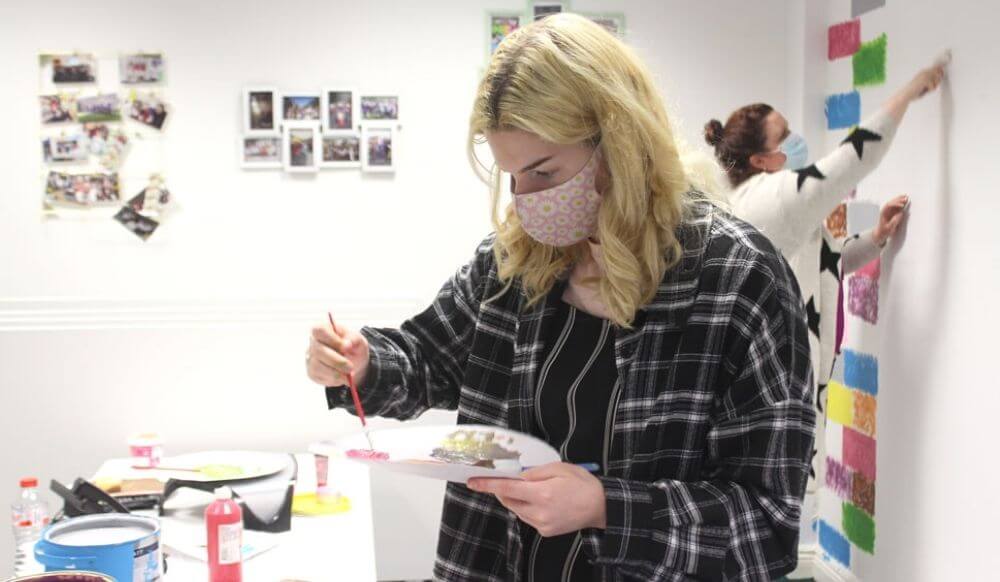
[205,486,243,582]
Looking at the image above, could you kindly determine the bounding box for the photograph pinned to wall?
[125,175,171,218]
[119,53,165,84]
[321,133,361,169]
[583,13,625,37]
[126,91,168,130]
[84,123,130,170]
[76,93,121,123]
[360,95,399,123]
[282,121,320,173]
[322,89,357,132]
[44,171,120,208]
[282,93,321,122]
[40,94,76,124]
[488,13,521,54]
[362,125,395,173]
[243,87,279,134]
[48,54,97,84]
[42,134,89,164]
[113,206,159,240]
[530,1,569,21]
[241,136,282,169]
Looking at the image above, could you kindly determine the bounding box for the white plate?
[139,450,289,482]
[317,424,561,483]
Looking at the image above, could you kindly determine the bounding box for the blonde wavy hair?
[468,13,719,327]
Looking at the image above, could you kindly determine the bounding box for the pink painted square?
[829,20,861,60]
[848,275,879,324]
[826,456,853,500]
[843,426,876,481]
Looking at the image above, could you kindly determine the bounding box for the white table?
[93,454,377,582]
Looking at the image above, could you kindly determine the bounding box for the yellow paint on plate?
[292,492,351,516]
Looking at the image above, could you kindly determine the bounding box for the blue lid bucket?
[8,572,115,581]
[34,514,162,582]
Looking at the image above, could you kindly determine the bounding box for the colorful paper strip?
[853,33,888,87]
[851,472,876,516]
[848,275,879,324]
[829,20,861,60]
[843,502,876,554]
[853,391,877,436]
[852,0,886,18]
[826,91,861,130]
[843,426,877,481]
[826,457,853,501]
[827,381,855,427]
[819,519,852,567]
[844,349,878,395]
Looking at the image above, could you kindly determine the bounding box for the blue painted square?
[844,349,878,395]
[819,519,851,568]
[825,91,861,129]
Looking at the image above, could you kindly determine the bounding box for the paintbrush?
[328,312,374,450]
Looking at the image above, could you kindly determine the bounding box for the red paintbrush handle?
[328,312,368,427]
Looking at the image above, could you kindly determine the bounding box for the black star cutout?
[820,238,841,280]
[806,296,821,338]
[841,128,883,160]
[795,164,825,192]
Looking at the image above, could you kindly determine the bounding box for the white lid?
[214,486,233,500]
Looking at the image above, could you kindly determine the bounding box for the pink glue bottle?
[205,486,243,582]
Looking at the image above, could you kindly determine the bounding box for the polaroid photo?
[40,94,76,124]
[360,95,399,123]
[42,134,89,164]
[320,133,361,169]
[84,123,130,170]
[45,171,120,207]
[126,92,168,130]
[322,89,357,132]
[489,13,522,54]
[283,121,320,173]
[585,13,626,37]
[361,126,395,173]
[243,87,279,134]
[77,93,121,123]
[241,135,282,169]
[120,53,165,84]
[531,1,568,21]
[114,206,160,240]
[51,54,96,84]
[282,93,321,122]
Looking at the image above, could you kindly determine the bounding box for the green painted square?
[853,33,887,87]
[843,502,876,554]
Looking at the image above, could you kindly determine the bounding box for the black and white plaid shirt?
[327,199,815,581]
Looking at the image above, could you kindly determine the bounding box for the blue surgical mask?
[780,132,809,170]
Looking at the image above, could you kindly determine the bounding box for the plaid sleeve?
[580,251,815,581]
[326,236,495,420]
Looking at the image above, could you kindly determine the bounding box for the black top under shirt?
[524,297,619,582]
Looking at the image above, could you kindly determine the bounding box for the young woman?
[704,58,947,483]
[308,15,814,581]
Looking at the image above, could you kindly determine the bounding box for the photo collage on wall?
[240,87,398,174]
[39,52,173,240]
[487,2,626,60]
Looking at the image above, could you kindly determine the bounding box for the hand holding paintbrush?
[305,313,374,449]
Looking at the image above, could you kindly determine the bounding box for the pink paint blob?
[346,449,389,461]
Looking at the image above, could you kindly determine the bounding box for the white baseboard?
[795,543,861,582]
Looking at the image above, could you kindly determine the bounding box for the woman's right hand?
[905,56,948,101]
[306,319,370,388]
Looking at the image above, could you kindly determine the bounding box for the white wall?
[0,1,793,578]
[805,0,1000,579]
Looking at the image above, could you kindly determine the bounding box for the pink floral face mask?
[513,150,601,247]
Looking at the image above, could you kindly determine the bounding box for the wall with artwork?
[796,0,999,579]
[0,1,795,579]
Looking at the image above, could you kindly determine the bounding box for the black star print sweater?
[727,110,897,487]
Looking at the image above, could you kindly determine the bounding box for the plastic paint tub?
[127,433,163,468]
[34,514,162,582]
[8,572,115,581]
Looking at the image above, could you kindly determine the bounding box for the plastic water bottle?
[206,486,243,582]
[10,477,50,576]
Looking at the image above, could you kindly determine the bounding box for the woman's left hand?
[468,463,606,537]
[873,195,910,246]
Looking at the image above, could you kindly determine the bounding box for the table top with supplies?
[91,452,376,582]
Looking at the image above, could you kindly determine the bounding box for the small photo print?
[360,95,399,121]
[490,15,521,53]
[362,126,394,173]
[40,94,76,124]
[119,53,165,84]
[532,2,565,21]
[283,122,319,172]
[42,134,89,164]
[241,136,282,168]
[282,94,321,121]
[244,88,278,133]
[45,171,120,206]
[324,90,355,131]
[126,93,168,130]
[126,183,171,215]
[84,123,130,170]
[52,54,96,83]
[321,133,361,168]
[114,206,160,240]
[76,94,121,123]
